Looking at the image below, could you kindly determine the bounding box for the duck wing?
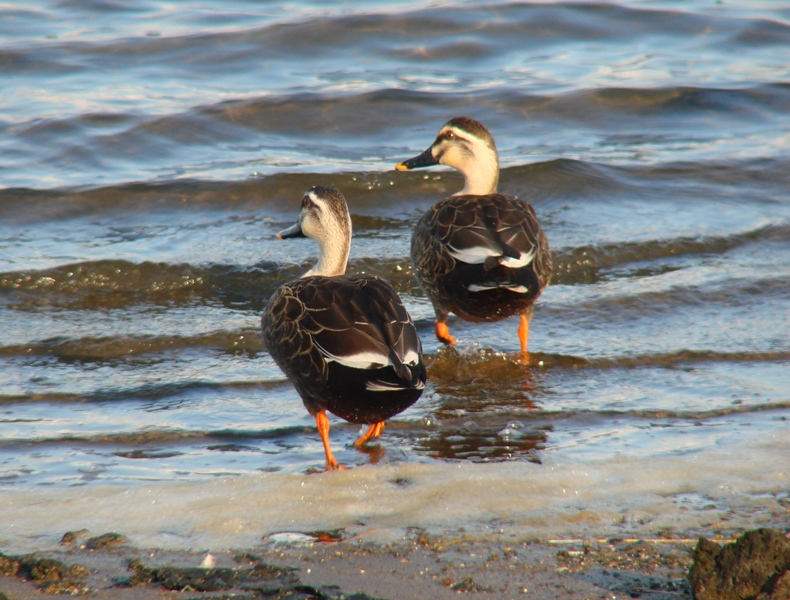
[264,274,426,422]
[311,276,423,385]
[263,275,424,394]
[436,194,544,270]
[411,193,551,320]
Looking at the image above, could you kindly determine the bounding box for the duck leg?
[354,421,385,447]
[518,314,530,354]
[315,411,345,471]
[435,320,457,345]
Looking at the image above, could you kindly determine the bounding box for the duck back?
[262,274,425,424]
[411,194,551,322]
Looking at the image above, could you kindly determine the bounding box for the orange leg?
[354,421,385,447]
[518,314,530,355]
[315,411,345,471]
[435,320,457,345]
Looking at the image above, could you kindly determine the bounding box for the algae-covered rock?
[0,552,90,594]
[759,570,790,600]
[128,557,298,592]
[85,532,129,550]
[0,553,19,577]
[60,529,90,546]
[18,556,73,582]
[153,566,241,591]
[688,528,790,600]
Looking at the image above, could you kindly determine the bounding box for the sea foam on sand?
[1,428,786,553]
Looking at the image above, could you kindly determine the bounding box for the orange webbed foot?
[435,320,457,345]
[354,421,385,447]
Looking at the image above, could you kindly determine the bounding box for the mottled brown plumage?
[411,193,550,323]
[261,186,425,470]
[397,117,551,353]
[264,274,425,424]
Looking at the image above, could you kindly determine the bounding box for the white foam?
[1,428,786,553]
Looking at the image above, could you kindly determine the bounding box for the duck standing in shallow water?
[262,185,426,471]
[396,117,551,354]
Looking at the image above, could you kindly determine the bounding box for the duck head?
[396,116,500,196]
[277,185,352,278]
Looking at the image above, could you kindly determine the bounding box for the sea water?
[1,0,788,552]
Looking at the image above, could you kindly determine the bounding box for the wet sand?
[1,530,694,599]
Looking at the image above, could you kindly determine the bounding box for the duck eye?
[302,197,312,208]
[445,131,455,140]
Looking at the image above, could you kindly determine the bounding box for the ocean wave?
[1,0,788,491]
[0,377,283,406]
[552,222,790,285]
[0,422,307,447]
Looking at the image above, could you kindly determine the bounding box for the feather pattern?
[262,185,425,430]
[411,193,550,322]
[397,117,552,350]
[263,274,425,423]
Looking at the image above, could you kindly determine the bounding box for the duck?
[396,117,551,354]
[261,185,426,471]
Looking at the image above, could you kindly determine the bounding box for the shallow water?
[1,0,789,552]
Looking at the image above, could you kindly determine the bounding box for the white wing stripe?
[366,380,426,392]
[499,247,536,268]
[320,349,390,369]
[467,284,497,292]
[468,283,529,293]
[403,349,420,365]
[448,244,536,268]
[447,244,497,264]
[317,343,420,370]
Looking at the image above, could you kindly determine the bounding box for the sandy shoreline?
[2,448,787,598]
[1,529,696,600]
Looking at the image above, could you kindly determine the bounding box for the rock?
[153,566,240,591]
[85,532,129,550]
[127,557,298,592]
[18,556,71,582]
[754,570,790,600]
[688,528,790,600]
[0,553,19,577]
[0,553,90,594]
[60,529,90,546]
[450,576,490,592]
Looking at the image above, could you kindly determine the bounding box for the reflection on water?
[414,419,547,463]
[1,0,789,550]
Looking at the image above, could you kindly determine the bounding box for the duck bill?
[396,147,438,171]
[276,221,305,240]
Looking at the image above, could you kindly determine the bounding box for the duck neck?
[304,234,351,277]
[454,150,499,196]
